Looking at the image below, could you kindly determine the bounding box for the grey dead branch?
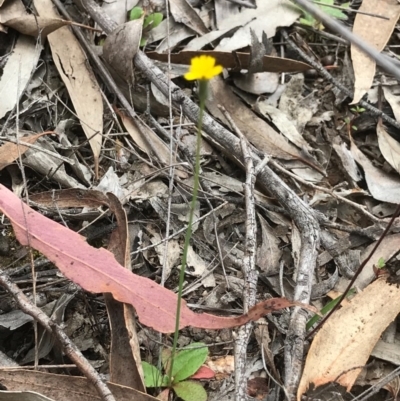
[2,0,400,401]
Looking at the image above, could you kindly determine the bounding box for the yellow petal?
[184,71,199,81]
[184,55,223,81]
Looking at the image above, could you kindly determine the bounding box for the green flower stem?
[168,80,207,386]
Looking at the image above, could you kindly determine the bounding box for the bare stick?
[219,105,259,401]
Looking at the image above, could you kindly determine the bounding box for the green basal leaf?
[173,381,207,401]
[306,288,356,330]
[171,343,208,383]
[129,6,143,21]
[142,361,168,388]
[143,12,163,29]
[299,14,315,26]
[377,257,386,269]
[140,37,147,47]
[297,0,348,29]
[321,6,348,20]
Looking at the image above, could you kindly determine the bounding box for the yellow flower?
[184,55,223,81]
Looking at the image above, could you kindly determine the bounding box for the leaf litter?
[2,0,400,400]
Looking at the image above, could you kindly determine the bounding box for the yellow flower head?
[184,55,223,81]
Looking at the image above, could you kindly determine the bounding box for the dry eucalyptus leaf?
[34,0,103,178]
[0,369,158,401]
[331,139,362,183]
[169,0,208,35]
[214,0,300,52]
[0,0,27,23]
[0,391,56,401]
[4,16,69,39]
[377,120,400,173]
[256,214,282,274]
[383,86,400,121]
[0,35,41,119]
[206,76,320,166]
[254,101,311,150]
[351,0,400,103]
[298,278,400,399]
[350,138,400,203]
[116,107,187,178]
[103,19,143,83]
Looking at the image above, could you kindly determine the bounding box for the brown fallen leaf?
[0,369,156,401]
[2,12,99,40]
[0,131,53,171]
[114,107,188,179]
[351,0,400,103]
[377,119,400,174]
[0,184,316,333]
[104,192,145,391]
[33,0,103,179]
[298,278,400,400]
[169,0,208,36]
[206,76,322,171]
[146,50,311,73]
[103,19,143,83]
[5,16,70,39]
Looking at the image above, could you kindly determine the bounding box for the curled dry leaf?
[0,184,317,333]
[350,138,400,204]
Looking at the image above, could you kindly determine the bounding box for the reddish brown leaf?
[0,131,53,171]
[0,185,316,333]
[190,366,215,380]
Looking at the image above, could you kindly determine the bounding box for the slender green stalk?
[168,80,207,385]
